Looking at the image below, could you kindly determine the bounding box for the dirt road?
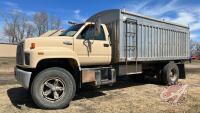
[0,63,199,113]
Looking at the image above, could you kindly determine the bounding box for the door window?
[95,26,105,40]
[78,24,105,40]
[78,25,95,39]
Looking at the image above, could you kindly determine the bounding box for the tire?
[31,67,76,109]
[162,63,179,85]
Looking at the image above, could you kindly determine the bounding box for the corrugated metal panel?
[87,9,190,63]
[120,11,190,61]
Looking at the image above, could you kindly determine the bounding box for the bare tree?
[1,11,62,43]
[190,40,200,56]
[49,16,62,30]
[2,11,36,43]
[3,12,22,43]
[33,12,48,36]
[25,21,36,38]
[17,14,27,41]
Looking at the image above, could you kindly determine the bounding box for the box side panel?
[87,9,190,63]
[119,11,190,62]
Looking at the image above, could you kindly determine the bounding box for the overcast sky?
[0,0,200,42]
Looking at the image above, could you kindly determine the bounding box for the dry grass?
[0,58,200,113]
[185,60,200,64]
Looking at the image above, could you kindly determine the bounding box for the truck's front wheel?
[31,67,76,109]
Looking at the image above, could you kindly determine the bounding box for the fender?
[28,47,81,70]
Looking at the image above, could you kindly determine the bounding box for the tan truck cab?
[15,22,113,109]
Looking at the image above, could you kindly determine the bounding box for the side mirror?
[94,17,101,36]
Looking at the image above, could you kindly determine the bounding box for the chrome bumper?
[15,67,32,89]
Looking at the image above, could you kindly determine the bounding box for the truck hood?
[23,36,74,51]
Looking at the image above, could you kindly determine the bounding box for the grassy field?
[0,58,199,113]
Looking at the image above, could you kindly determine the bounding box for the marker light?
[30,43,35,49]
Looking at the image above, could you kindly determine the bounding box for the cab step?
[101,79,114,85]
[81,67,116,86]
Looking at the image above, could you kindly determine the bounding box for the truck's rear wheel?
[162,63,179,85]
[31,67,76,109]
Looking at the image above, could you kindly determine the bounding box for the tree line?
[1,11,62,43]
[190,40,200,56]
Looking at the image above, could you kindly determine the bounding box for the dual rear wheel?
[162,62,179,85]
[129,62,180,85]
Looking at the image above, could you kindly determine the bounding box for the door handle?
[103,43,109,47]
[63,41,72,45]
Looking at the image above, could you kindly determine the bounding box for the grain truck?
[15,9,190,109]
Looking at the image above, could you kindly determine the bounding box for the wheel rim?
[41,78,65,101]
[169,68,177,82]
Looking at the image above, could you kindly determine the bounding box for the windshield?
[59,24,84,37]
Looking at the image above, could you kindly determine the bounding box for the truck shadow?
[7,87,38,109]
[74,75,161,100]
[7,75,160,109]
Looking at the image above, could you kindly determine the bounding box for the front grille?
[16,42,24,65]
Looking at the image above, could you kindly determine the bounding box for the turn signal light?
[30,43,35,49]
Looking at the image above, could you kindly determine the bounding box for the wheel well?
[30,58,80,89]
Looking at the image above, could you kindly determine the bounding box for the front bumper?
[15,67,32,89]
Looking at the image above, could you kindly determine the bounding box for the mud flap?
[178,64,186,79]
